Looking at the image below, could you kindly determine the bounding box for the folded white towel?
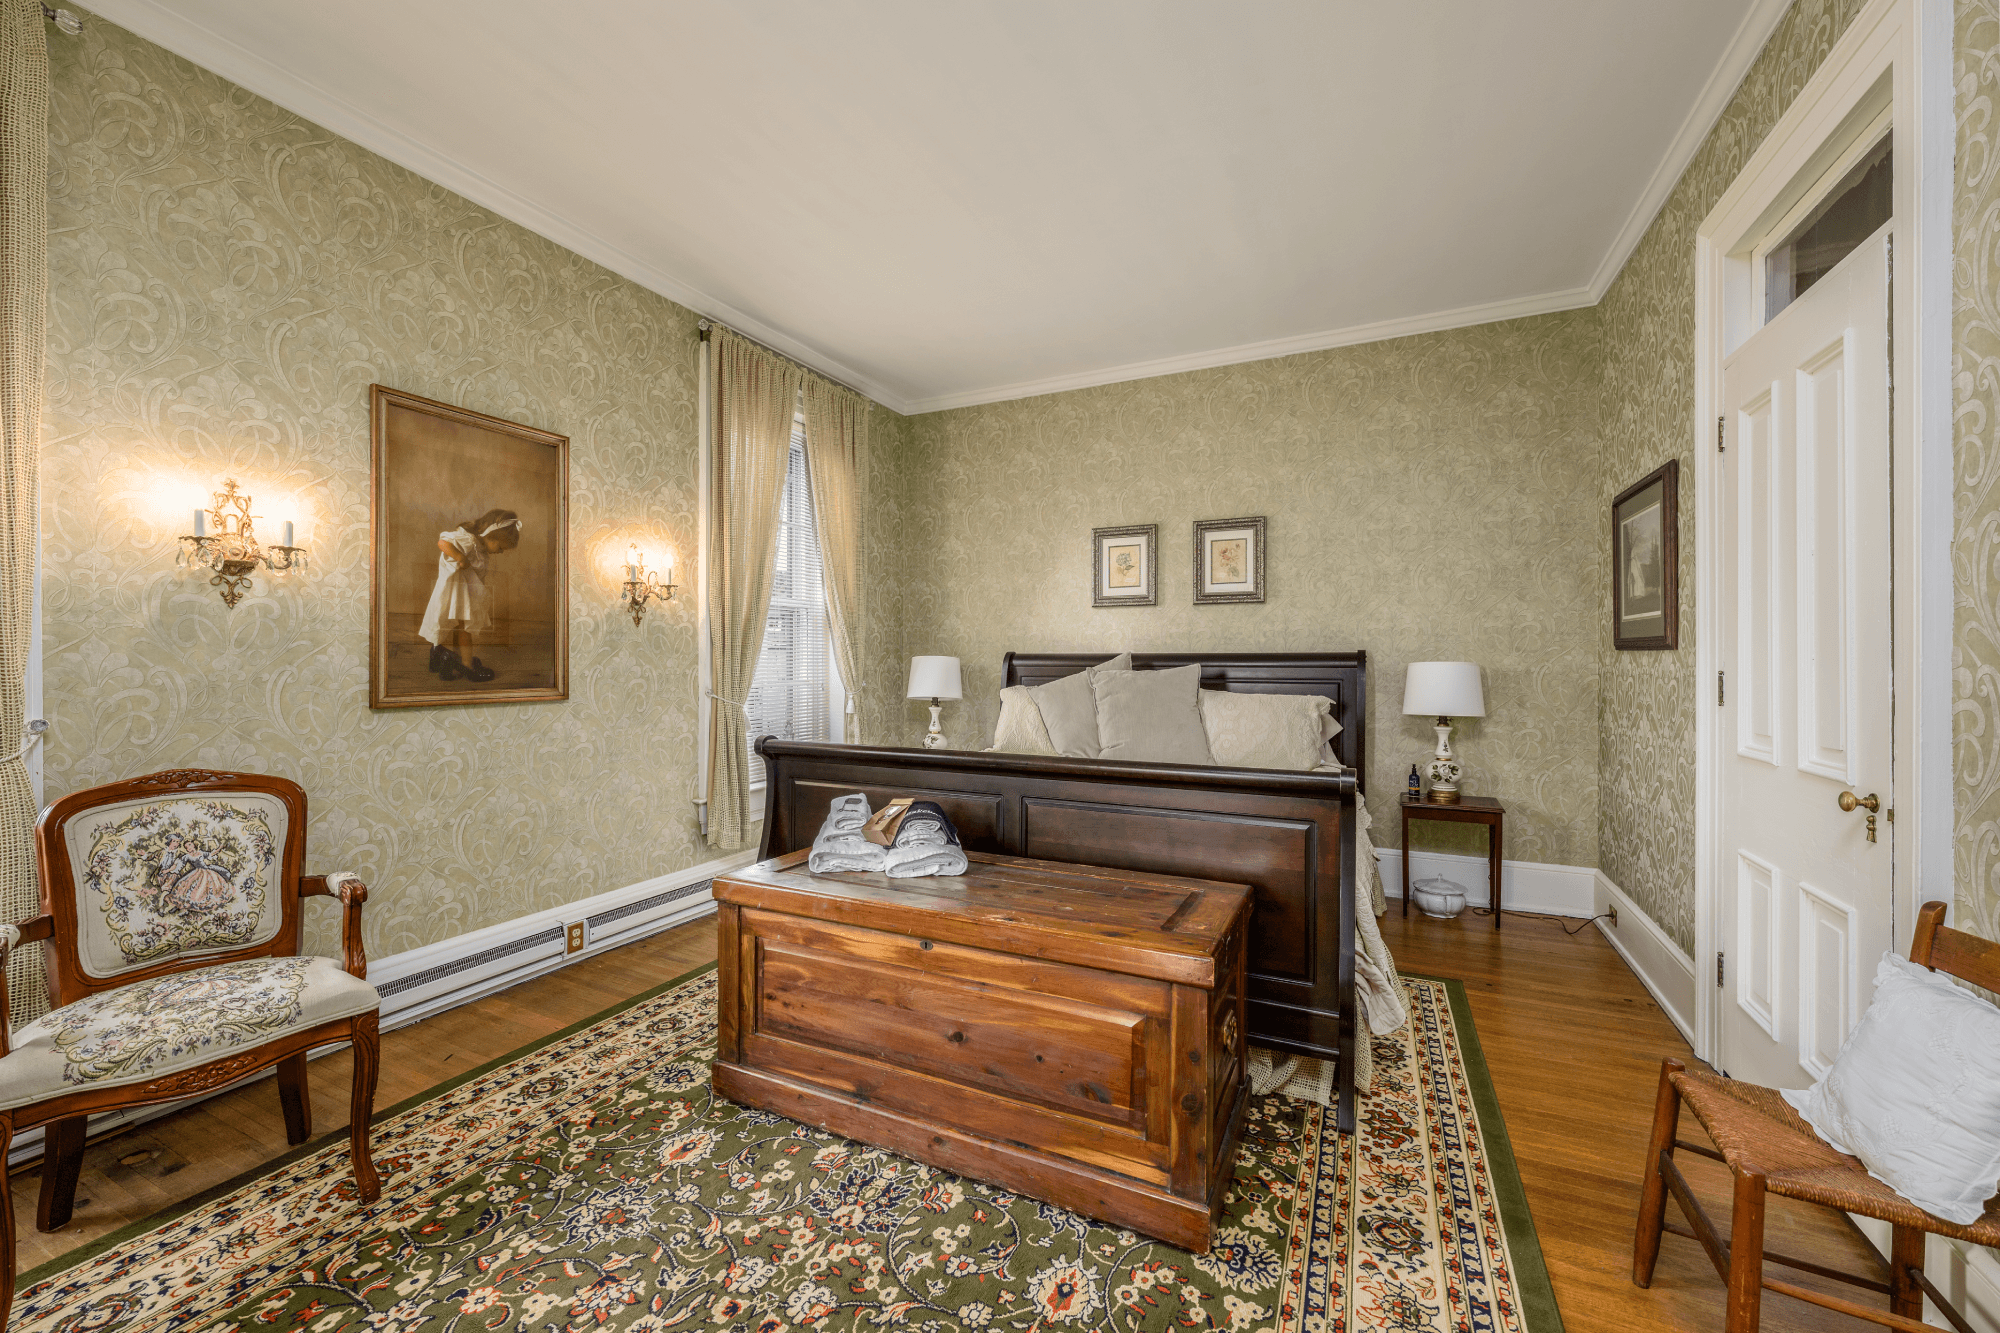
[810,793,885,874]
[881,800,968,878]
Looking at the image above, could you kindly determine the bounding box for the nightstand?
[1400,794,1505,929]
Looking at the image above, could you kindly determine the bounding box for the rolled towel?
[810,793,886,873]
[880,800,968,878]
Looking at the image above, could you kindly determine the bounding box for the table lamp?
[907,655,963,750]
[1402,661,1485,803]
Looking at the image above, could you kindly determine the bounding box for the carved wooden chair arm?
[301,873,370,981]
[0,915,54,1060]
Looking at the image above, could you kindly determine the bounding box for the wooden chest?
[711,849,1253,1252]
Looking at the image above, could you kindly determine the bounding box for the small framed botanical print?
[1092,524,1157,607]
[1612,460,1678,650]
[1193,516,1266,604]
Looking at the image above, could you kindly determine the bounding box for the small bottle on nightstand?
[1407,765,1421,800]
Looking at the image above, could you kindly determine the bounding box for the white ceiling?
[85,0,1789,414]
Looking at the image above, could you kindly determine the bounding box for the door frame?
[1692,0,1952,1064]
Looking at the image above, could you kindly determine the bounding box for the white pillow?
[1784,951,2000,1224]
[988,685,1057,755]
[1025,653,1131,758]
[1198,690,1342,770]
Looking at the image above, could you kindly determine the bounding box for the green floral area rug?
[18,966,1561,1332]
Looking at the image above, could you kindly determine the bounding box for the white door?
[1716,225,1893,1088]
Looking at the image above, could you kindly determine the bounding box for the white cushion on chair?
[61,793,290,979]
[0,956,378,1111]
[1784,950,2000,1225]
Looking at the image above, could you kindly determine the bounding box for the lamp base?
[922,700,947,750]
[1424,716,1463,801]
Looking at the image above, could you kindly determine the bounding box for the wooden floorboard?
[10,901,1894,1330]
[1383,906,1881,1332]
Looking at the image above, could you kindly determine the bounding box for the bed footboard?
[754,738,1360,1134]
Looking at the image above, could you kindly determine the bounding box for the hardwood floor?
[12,902,1885,1330]
[1382,906,1877,1332]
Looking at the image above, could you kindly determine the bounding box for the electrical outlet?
[565,921,586,955]
[1608,904,1618,928]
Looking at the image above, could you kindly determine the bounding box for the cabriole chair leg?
[35,1115,85,1234]
[1725,1166,1768,1333]
[277,1052,312,1146]
[1633,1056,1684,1287]
[348,1012,381,1204]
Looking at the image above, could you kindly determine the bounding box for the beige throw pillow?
[989,685,1057,755]
[1028,653,1131,758]
[1093,664,1215,765]
[1200,690,1341,770]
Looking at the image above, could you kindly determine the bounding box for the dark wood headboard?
[999,651,1367,791]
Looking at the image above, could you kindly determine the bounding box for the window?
[1764,132,1891,322]
[745,419,836,780]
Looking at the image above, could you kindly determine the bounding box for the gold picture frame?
[369,385,570,709]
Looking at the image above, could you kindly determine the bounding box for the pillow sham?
[1199,690,1341,770]
[1027,653,1130,758]
[1783,950,2000,1225]
[1092,664,1214,765]
[989,685,1058,755]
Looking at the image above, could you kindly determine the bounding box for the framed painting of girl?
[369,385,570,708]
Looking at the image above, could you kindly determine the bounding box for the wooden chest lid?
[714,850,1252,987]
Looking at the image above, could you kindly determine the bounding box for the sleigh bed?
[753,650,1365,1134]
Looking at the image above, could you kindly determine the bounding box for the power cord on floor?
[1465,906,1615,936]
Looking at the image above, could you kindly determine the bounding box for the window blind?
[746,421,829,780]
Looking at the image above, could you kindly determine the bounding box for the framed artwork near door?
[1612,460,1678,650]
[369,384,570,709]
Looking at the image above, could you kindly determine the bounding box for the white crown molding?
[1584,0,1796,302]
[78,0,920,416]
[81,0,1788,419]
[901,285,1598,415]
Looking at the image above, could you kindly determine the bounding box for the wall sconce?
[176,478,306,608]
[621,544,676,626]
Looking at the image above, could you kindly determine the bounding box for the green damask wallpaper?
[1955,0,2000,939]
[38,16,895,962]
[883,312,1605,866]
[1596,0,1865,954]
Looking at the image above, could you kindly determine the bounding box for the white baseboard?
[1592,872,1700,1046]
[5,850,746,1166]
[1372,847,1597,919]
[1850,1216,2000,1330]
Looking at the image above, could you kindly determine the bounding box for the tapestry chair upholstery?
[0,769,383,1329]
[1632,900,2000,1332]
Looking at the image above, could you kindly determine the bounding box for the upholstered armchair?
[0,768,382,1327]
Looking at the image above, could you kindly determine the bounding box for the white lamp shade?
[1402,661,1485,718]
[907,655,963,701]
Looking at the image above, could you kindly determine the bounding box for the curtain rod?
[696,318,872,405]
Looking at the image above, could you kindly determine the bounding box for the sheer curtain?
[0,0,45,1025]
[801,377,867,738]
[705,329,803,849]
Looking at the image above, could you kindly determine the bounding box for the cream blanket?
[1256,786,1409,1101]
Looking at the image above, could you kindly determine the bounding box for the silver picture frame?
[1193,515,1266,604]
[1091,523,1157,607]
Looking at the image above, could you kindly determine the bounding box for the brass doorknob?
[1838,791,1881,814]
